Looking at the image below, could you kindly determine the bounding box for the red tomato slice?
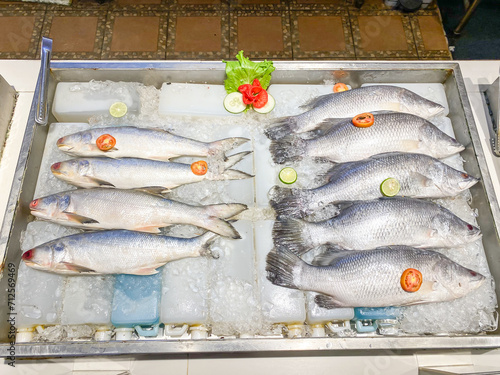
[400,268,422,293]
[253,89,269,109]
[191,160,208,176]
[252,79,262,88]
[333,83,349,93]
[96,134,116,151]
[238,84,254,105]
[352,113,375,128]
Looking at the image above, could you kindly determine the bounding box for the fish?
[269,112,463,163]
[21,230,219,275]
[265,85,445,140]
[273,197,482,254]
[51,152,252,192]
[29,188,247,239]
[269,152,479,218]
[56,126,250,161]
[266,246,485,308]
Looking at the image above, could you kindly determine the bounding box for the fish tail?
[204,203,248,219]
[272,218,312,256]
[269,138,305,164]
[196,231,220,257]
[265,117,297,140]
[224,151,252,169]
[216,169,253,181]
[269,186,309,218]
[265,248,305,290]
[202,217,242,239]
[208,137,250,157]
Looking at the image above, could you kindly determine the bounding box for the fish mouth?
[459,178,479,191]
[57,144,73,152]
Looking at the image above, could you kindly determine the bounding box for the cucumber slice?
[380,177,400,197]
[224,92,246,114]
[279,167,297,185]
[254,93,275,114]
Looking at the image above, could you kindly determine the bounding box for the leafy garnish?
[223,51,275,94]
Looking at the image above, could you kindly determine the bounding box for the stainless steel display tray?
[1,61,499,357]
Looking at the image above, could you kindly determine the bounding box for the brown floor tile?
[102,10,167,59]
[177,0,220,3]
[291,10,355,59]
[167,11,229,59]
[289,0,345,10]
[230,0,286,10]
[347,0,392,9]
[350,10,417,59]
[410,10,451,59]
[115,0,162,4]
[230,10,292,59]
[171,0,227,10]
[40,10,107,59]
[0,9,44,58]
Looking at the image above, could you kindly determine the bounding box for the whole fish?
[266,247,485,308]
[51,152,252,192]
[270,152,479,218]
[29,188,247,239]
[57,126,250,161]
[21,230,218,275]
[265,85,445,140]
[273,198,482,254]
[270,112,463,163]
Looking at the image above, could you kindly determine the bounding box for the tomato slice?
[96,134,116,151]
[333,83,349,93]
[352,112,375,128]
[400,268,423,293]
[191,160,208,176]
[252,79,262,88]
[253,88,269,109]
[238,84,254,105]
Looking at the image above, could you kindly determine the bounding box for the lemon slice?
[380,177,400,197]
[279,167,297,185]
[109,102,128,118]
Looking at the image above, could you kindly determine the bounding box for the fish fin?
[299,93,333,111]
[311,246,352,266]
[269,137,306,164]
[129,267,161,276]
[61,262,97,274]
[409,171,434,188]
[204,203,248,219]
[265,248,304,290]
[134,225,162,234]
[215,169,253,181]
[63,212,99,225]
[203,217,242,239]
[315,294,343,309]
[265,117,297,140]
[89,177,115,187]
[269,186,311,218]
[318,162,353,184]
[208,137,250,158]
[224,151,252,169]
[272,218,312,256]
[139,186,170,194]
[197,231,220,257]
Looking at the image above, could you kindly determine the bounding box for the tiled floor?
[0,0,451,60]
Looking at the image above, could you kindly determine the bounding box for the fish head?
[432,260,485,299]
[29,194,71,220]
[399,89,445,119]
[430,213,482,246]
[427,164,479,196]
[57,130,94,154]
[51,159,94,186]
[420,124,465,157]
[21,241,68,273]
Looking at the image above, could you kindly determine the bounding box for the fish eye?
[22,249,34,260]
[51,162,61,171]
[29,199,39,209]
[467,224,474,231]
[461,173,469,178]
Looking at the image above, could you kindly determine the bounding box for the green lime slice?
[380,177,400,197]
[279,167,297,185]
[109,102,128,118]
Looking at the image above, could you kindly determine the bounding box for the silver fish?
[57,126,249,161]
[270,112,463,163]
[266,247,485,308]
[270,152,479,218]
[30,188,247,239]
[51,152,252,192]
[273,198,482,254]
[265,85,445,140]
[21,230,218,275]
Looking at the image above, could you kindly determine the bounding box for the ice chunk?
[255,220,306,325]
[267,84,334,118]
[52,81,141,122]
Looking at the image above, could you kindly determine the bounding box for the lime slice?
[380,177,400,197]
[279,167,297,185]
[109,102,128,118]
[254,93,276,114]
[224,92,246,114]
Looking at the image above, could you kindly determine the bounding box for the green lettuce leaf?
[223,51,275,94]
